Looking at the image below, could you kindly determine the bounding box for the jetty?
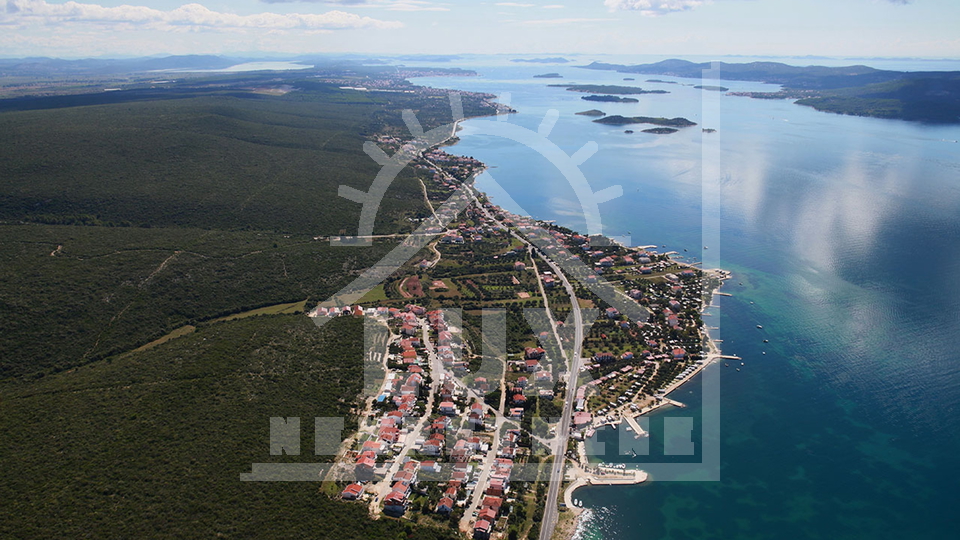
[715,292,732,297]
[562,467,647,515]
[594,417,622,430]
[663,397,686,409]
[622,414,648,438]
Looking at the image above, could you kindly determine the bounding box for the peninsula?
[580,59,960,123]
[0,55,728,540]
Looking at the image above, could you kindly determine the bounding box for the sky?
[0,0,958,59]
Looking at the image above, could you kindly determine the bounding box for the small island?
[582,95,639,103]
[647,79,679,85]
[576,109,606,117]
[624,129,634,133]
[702,128,717,133]
[534,72,563,78]
[695,85,730,92]
[594,114,697,127]
[550,84,669,95]
[511,57,569,63]
[642,127,678,134]
[623,77,635,81]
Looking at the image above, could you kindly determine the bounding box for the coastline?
[557,270,729,540]
[421,82,730,540]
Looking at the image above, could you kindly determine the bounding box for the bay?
[413,59,960,539]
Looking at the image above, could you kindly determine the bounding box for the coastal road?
[538,251,584,540]
[456,180,585,540]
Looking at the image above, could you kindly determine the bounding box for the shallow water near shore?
[413,58,960,539]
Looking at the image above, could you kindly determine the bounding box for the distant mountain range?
[0,55,242,77]
[580,59,960,123]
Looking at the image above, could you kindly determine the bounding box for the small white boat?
[756,325,763,329]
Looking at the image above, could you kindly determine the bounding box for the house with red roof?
[362,440,386,456]
[473,519,492,540]
[593,352,615,363]
[436,496,454,514]
[383,490,408,516]
[439,401,456,416]
[378,426,401,444]
[341,483,364,500]
[355,451,377,480]
[524,347,546,360]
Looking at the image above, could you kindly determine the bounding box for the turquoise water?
[413,60,960,539]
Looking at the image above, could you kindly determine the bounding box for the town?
[311,138,728,540]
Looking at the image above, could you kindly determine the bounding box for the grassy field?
[211,299,309,323]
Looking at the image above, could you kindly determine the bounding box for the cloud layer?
[3,0,403,30]
[604,0,706,15]
[259,0,449,11]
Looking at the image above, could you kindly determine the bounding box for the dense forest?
[0,67,494,538]
[0,315,457,539]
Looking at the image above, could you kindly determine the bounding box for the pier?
[562,467,648,515]
[714,292,732,297]
[594,417,622,430]
[663,397,686,409]
[622,414,648,438]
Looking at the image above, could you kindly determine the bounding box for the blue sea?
[412,56,960,539]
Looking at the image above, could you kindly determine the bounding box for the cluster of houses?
[467,433,520,539]
[331,304,443,510]
[321,180,710,528]
[419,148,485,185]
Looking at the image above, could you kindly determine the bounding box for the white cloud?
[495,2,535,7]
[542,4,565,8]
[386,1,449,12]
[519,17,617,25]
[603,0,707,16]
[2,0,404,30]
[260,0,449,11]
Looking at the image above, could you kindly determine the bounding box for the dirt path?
[140,250,182,287]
